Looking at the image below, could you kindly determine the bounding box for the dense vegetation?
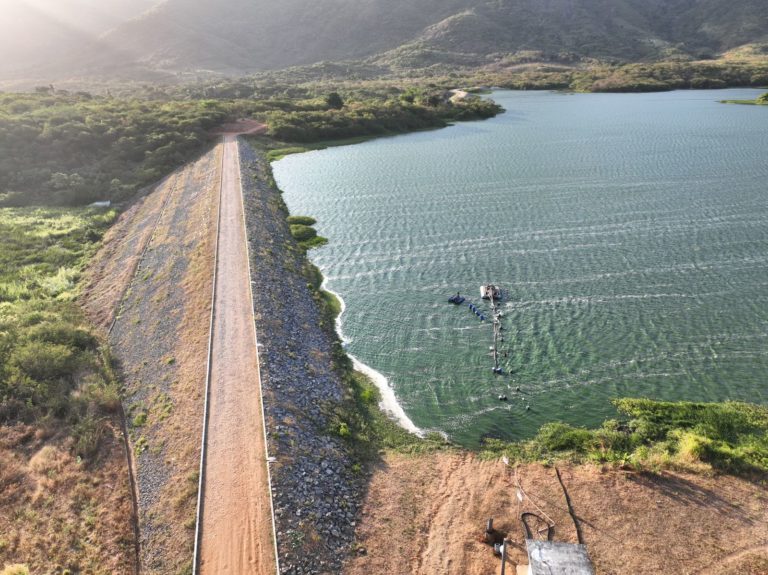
[579,60,768,92]
[0,90,235,206]
[0,87,501,207]
[147,56,768,110]
[264,90,501,143]
[468,59,768,93]
[0,207,117,456]
[483,399,768,476]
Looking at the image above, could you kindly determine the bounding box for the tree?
[325,92,344,110]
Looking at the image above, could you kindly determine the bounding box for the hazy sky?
[0,0,159,40]
[0,0,160,76]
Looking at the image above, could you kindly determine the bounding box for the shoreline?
[264,123,460,162]
[321,279,424,436]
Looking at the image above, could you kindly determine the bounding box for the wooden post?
[487,517,494,533]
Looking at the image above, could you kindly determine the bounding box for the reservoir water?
[273,89,768,447]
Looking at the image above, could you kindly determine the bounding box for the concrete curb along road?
[234,136,281,575]
[191,143,224,575]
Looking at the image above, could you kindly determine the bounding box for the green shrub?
[73,415,107,459]
[359,385,377,406]
[25,321,97,351]
[674,430,711,463]
[289,224,318,242]
[10,341,76,382]
[594,419,635,453]
[337,421,351,438]
[91,383,122,414]
[286,215,317,226]
[535,422,595,453]
[298,235,328,250]
[325,92,344,110]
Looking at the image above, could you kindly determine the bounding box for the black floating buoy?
[515,386,521,392]
[526,405,531,411]
[498,394,508,401]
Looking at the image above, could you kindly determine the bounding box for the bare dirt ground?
[212,119,268,136]
[345,452,768,575]
[198,135,276,574]
[81,171,181,331]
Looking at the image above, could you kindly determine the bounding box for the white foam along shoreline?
[322,280,424,436]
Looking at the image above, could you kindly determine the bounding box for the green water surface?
[273,89,768,447]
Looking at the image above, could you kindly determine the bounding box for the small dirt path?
[199,135,276,574]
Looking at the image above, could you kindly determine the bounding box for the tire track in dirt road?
[197,135,277,575]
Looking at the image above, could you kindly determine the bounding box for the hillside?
[375,0,768,67]
[0,0,158,80]
[4,0,768,83]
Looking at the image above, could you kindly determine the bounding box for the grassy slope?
[0,207,135,573]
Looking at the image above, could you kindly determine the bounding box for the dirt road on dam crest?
[198,135,277,574]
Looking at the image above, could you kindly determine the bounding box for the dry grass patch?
[0,424,134,575]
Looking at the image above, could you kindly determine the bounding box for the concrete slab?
[527,540,595,575]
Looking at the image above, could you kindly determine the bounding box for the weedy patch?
[0,207,134,572]
[481,398,768,477]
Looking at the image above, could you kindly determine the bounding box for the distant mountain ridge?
[3,0,768,82]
